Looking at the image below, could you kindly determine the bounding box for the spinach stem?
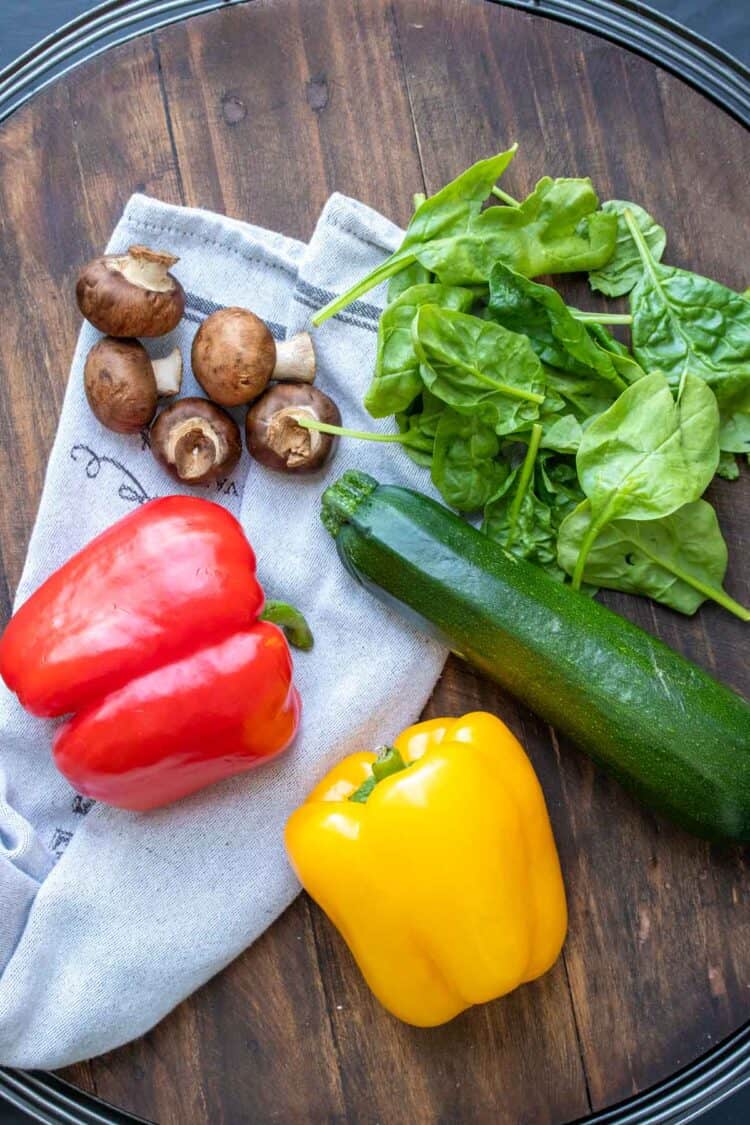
[634,544,750,622]
[311,251,415,326]
[572,512,608,590]
[491,186,520,207]
[506,424,543,549]
[623,208,654,274]
[570,310,633,326]
[297,418,408,443]
[447,358,545,404]
[685,585,749,621]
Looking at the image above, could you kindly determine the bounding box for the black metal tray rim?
[0,0,748,1122]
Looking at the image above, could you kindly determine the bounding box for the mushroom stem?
[151,347,183,397]
[266,405,323,467]
[114,246,179,292]
[166,416,224,480]
[246,384,340,473]
[151,397,241,485]
[273,332,316,384]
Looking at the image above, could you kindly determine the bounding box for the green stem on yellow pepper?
[349,746,407,803]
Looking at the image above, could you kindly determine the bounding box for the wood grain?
[0,1,746,1121]
[0,36,181,611]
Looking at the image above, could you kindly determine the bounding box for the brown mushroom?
[76,245,185,337]
[246,384,341,473]
[192,308,315,407]
[151,398,242,484]
[84,337,183,434]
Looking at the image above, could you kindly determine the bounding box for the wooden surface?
[0,1,748,1121]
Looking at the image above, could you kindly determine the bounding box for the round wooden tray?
[0,1,748,1122]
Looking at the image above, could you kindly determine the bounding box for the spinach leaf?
[419,177,617,284]
[537,453,586,513]
[365,283,475,418]
[482,434,582,580]
[537,385,567,416]
[717,451,740,481]
[516,403,584,454]
[589,200,666,297]
[571,370,720,587]
[625,208,750,453]
[312,161,617,323]
[707,380,750,454]
[539,413,583,453]
[411,305,545,436]
[487,261,631,392]
[312,148,518,323]
[431,410,507,511]
[485,485,563,579]
[583,321,645,385]
[558,499,748,620]
[484,484,558,579]
[583,321,630,357]
[387,260,432,302]
[541,365,618,422]
[577,371,719,523]
[399,150,517,251]
[395,390,445,467]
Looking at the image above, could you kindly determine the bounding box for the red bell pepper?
[0,496,301,810]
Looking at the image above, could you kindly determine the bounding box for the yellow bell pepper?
[285,711,567,1027]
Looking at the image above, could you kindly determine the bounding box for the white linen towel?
[0,192,446,1068]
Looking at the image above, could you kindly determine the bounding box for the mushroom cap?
[84,337,159,434]
[151,397,242,484]
[76,245,185,337]
[246,384,341,473]
[191,307,276,406]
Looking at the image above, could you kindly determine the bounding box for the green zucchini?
[322,470,750,842]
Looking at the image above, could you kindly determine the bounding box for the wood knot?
[222,95,247,125]
[306,74,329,113]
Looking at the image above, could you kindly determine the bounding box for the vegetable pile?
[309,145,749,621]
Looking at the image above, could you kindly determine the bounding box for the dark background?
[1,0,748,68]
[0,1,748,1123]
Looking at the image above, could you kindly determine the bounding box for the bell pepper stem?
[349,746,407,803]
[260,601,314,651]
[372,746,407,781]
